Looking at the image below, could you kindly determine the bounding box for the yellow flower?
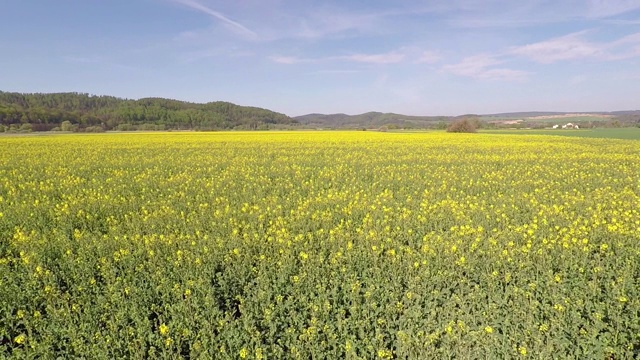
[484,326,494,334]
[14,334,26,344]
[159,323,169,336]
[377,348,393,359]
[345,340,352,352]
[518,346,527,356]
[239,347,248,359]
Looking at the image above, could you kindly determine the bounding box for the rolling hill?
[0,91,297,131]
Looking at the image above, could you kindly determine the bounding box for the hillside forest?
[0,92,296,132]
[1,91,639,132]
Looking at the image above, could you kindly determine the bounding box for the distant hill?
[486,110,640,117]
[483,111,572,118]
[481,111,640,128]
[294,112,450,129]
[297,110,639,129]
[1,91,637,132]
[0,91,296,131]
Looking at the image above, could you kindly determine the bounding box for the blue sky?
[1,1,640,116]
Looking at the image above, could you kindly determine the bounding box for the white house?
[561,122,579,129]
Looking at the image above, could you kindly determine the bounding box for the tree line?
[0,91,297,131]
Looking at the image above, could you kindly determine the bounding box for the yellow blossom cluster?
[0,131,638,358]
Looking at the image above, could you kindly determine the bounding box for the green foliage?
[116,123,134,131]
[83,126,105,133]
[60,121,73,132]
[19,123,33,132]
[295,112,449,129]
[0,91,297,131]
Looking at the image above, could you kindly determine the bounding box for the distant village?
[485,113,617,129]
[552,123,579,129]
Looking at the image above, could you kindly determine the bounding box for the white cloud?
[171,0,258,39]
[612,32,640,46]
[443,0,640,28]
[586,0,640,18]
[270,50,406,65]
[510,31,603,63]
[511,30,640,63]
[269,56,308,64]
[309,69,362,74]
[416,51,442,64]
[179,48,254,63]
[343,52,405,64]
[292,11,378,40]
[442,54,528,81]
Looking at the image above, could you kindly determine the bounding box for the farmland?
[1,132,639,359]
[481,128,640,141]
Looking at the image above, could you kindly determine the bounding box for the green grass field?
[481,115,612,123]
[481,128,640,140]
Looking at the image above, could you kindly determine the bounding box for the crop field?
[1,132,639,359]
[482,128,640,141]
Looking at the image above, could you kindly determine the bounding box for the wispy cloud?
[343,52,405,64]
[290,11,379,40]
[271,5,449,41]
[586,0,640,18]
[443,28,640,81]
[510,30,640,63]
[270,50,406,65]
[602,18,640,25]
[416,51,442,64]
[443,0,640,29]
[178,47,254,63]
[269,56,308,64]
[510,31,603,63]
[442,54,528,81]
[309,69,362,75]
[171,0,258,39]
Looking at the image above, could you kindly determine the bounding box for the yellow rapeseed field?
[1,131,639,358]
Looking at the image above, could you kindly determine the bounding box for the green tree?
[19,123,33,132]
[61,120,73,131]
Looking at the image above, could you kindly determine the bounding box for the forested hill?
[0,91,296,131]
[294,112,450,129]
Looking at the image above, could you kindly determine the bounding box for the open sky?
[1,1,640,116]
